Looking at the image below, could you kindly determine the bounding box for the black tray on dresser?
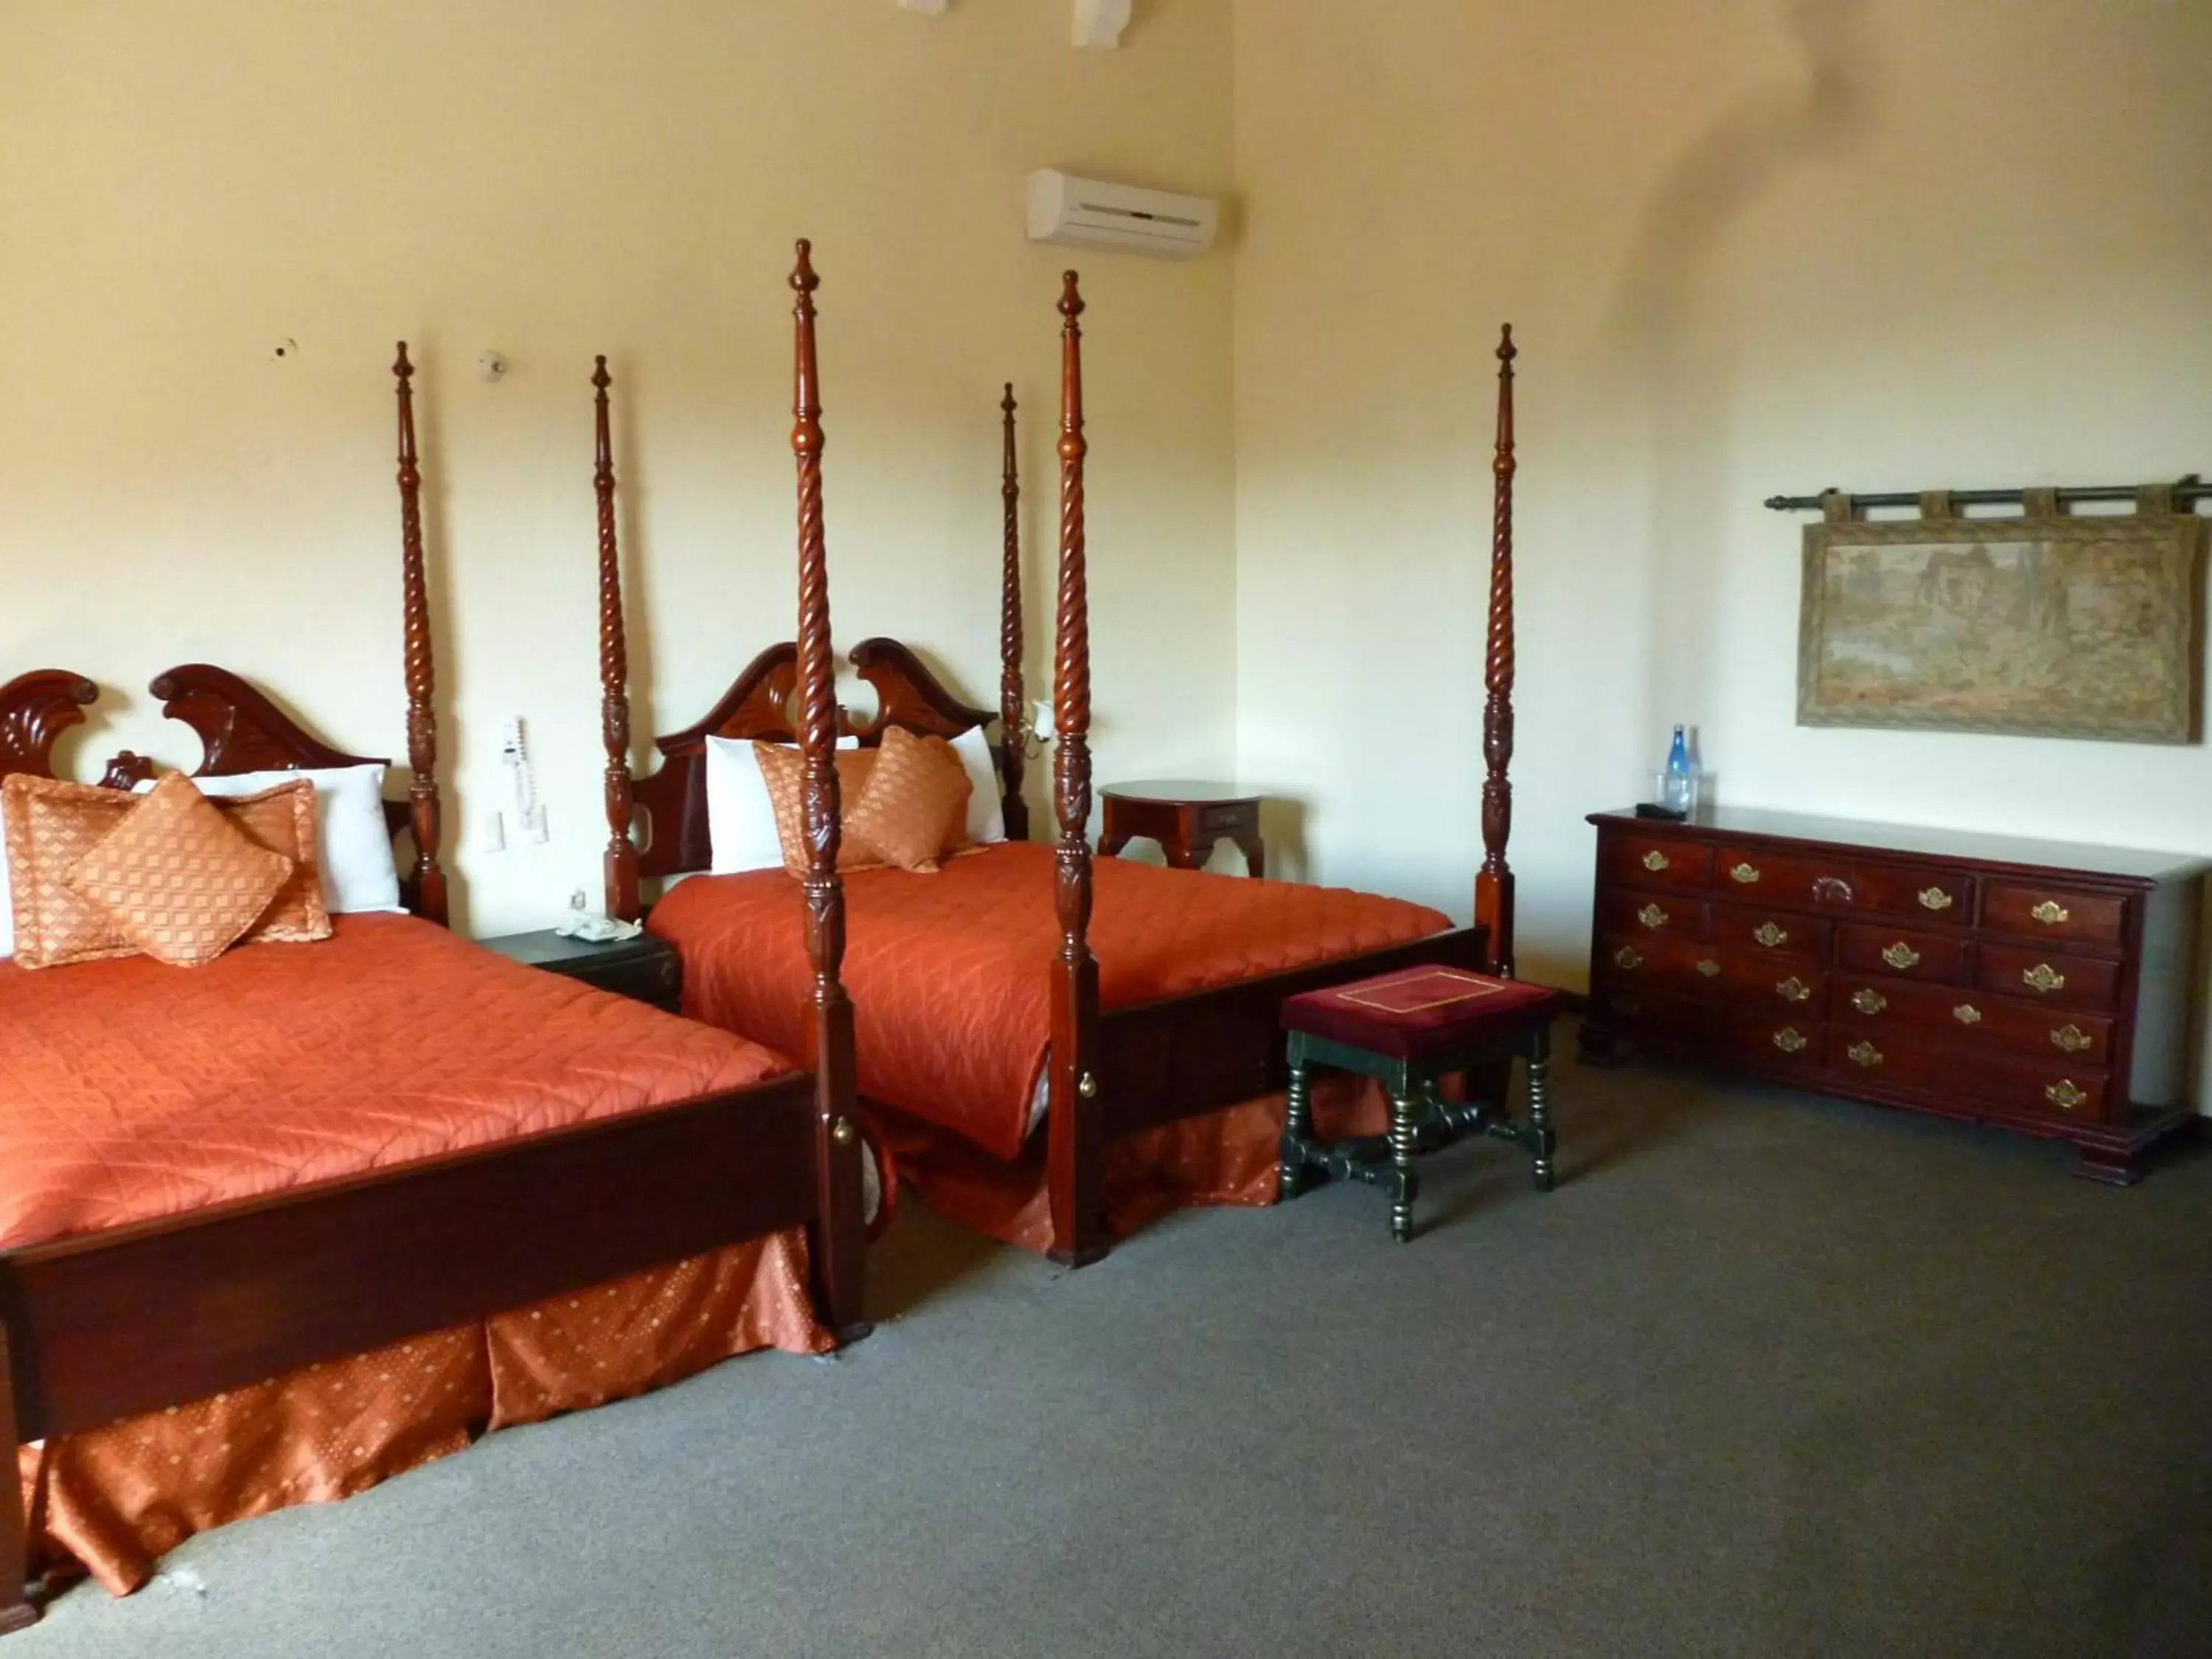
[1581,807,2208,1183]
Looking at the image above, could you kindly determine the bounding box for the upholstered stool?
[1279,964,1561,1242]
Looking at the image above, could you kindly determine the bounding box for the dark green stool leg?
[1526,1026,1557,1192]
[1388,1088,1421,1242]
[1279,1042,1315,1200]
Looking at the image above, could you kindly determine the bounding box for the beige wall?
[1,0,1235,934]
[1232,0,2212,1098]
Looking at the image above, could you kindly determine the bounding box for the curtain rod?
[1764,476,2206,512]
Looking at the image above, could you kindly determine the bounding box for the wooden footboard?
[1097,928,1488,1139]
[0,1071,837,1624]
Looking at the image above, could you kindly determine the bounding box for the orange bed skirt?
[20,1230,829,1597]
[870,1075,1390,1254]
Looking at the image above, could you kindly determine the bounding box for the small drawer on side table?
[481,927,684,1013]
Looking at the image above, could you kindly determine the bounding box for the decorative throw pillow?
[220,779,334,943]
[844,725,974,872]
[751,744,885,877]
[3,774,143,969]
[64,773,293,968]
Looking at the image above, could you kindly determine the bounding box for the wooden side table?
[479,927,684,1013]
[1099,780,1265,876]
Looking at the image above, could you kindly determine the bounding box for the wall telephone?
[497,717,549,846]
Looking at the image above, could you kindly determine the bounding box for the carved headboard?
[631,636,1012,883]
[97,664,445,919]
[0,671,99,782]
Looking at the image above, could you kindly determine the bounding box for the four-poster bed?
[606,271,1526,1265]
[0,337,863,1621]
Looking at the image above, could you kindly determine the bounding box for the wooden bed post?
[1046,272,1106,1269]
[0,1324,34,1633]
[998,384,1030,841]
[394,344,449,928]
[789,243,869,1338]
[1473,324,1517,977]
[594,358,641,923]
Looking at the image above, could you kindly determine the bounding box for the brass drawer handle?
[2046,1079,2087,1112]
[1752,922,1788,949]
[1772,1026,1808,1054]
[1775,976,1812,1004]
[1641,850,1670,872]
[1637,902,1669,929]
[1695,959,1721,978]
[1614,946,1644,970]
[1917,887,1954,911]
[2022,963,2066,994]
[1812,875,1855,903]
[1846,1040,1882,1068]
[1851,988,1887,1015]
[1952,1004,1982,1025]
[1729,862,1761,884]
[1881,942,1921,971]
[2051,1024,2093,1054]
[2030,900,2070,925]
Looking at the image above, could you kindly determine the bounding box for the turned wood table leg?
[1526,1026,1557,1192]
[1388,1090,1421,1242]
[1279,1046,1315,1200]
[1236,833,1265,879]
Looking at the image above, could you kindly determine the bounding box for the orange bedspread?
[650,842,1453,1161]
[0,913,788,1250]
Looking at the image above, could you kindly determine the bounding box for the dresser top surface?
[1589,806,2211,885]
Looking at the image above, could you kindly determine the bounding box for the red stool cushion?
[1281,964,1559,1063]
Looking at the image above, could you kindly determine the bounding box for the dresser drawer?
[1713,844,1972,924]
[1713,1012,1827,1075]
[1702,953,1827,1016]
[1835,923,1972,986]
[1597,889,1711,941]
[1711,901,1829,961]
[1975,942,2122,1013]
[1823,1037,2112,1124]
[1834,977,2114,1068]
[1595,933,1716,996]
[1599,835,1713,894]
[1587,984,1709,1043]
[1980,882,2128,950]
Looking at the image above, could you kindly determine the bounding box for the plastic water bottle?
[1663,725,1699,815]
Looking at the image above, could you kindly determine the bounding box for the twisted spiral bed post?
[787,243,868,1338]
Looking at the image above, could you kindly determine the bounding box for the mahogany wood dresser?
[1580,807,2208,1183]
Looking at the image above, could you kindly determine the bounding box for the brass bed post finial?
[1046,270,1105,1267]
[788,240,866,1336]
[594,356,641,922]
[1475,322,1517,976]
[998,382,1029,840]
[393,343,448,926]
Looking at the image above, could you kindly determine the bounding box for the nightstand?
[1099,780,1265,876]
[479,928,683,1013]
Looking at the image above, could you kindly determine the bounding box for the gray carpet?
[20,1058,2212,1658]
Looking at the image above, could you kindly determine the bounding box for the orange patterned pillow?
[65,773,293,967]
[844,725,974,872]
[4,775,142,968]
[751,744,885,878]
[4,774,329,965]
[222,779,333,944]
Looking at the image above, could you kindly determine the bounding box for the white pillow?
[952,726,1006,845]
[147,764,404,915]
[704,734,857,875]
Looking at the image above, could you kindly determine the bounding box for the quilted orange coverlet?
[0,914,787,1250]
[650,842,1451,1161]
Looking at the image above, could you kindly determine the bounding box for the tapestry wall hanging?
[1794,484,2205,744]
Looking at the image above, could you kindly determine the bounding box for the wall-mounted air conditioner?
[1025,169,1218,259]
